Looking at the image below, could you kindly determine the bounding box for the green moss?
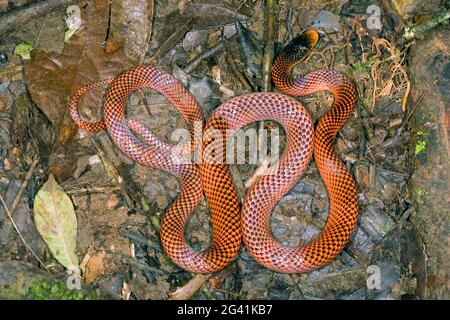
[415,186,429,208]
[414,140,427,155]
[357,98,370,110]
[0,274,43,299]
[380,222,394,237]
[345,60,373,75]
[414,130,427,155]
[14,43,33,60]
[15,95,28,107]
[28,280,101,300]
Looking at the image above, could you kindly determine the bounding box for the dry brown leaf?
[380,79,394,97]
[24,0,153,179]
[84,250,107,285]
[156,2,248,45]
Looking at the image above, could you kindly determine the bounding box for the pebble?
[0,52,7,64]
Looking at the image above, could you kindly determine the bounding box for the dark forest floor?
[0,0,448,300]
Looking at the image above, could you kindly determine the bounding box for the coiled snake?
[70,30,359,273]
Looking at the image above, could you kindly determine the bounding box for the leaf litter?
[0,0,448,300]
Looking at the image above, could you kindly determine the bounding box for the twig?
[90,136,135,209]
[403,9,450,40]
[10,159,39,213]
[0,0,78,36]
[90,136,122,184]
[147,17,197,64]
[380,91,426,149]
[183,42,225,74]
[283,0,293,43]
[259,0,278,176]
[144,0,155,57]
[225,44,254,92]
[261,0,278,92]
[0,189,50,273]
[138,90,155,121]
[228,165,246,202]
[170,273,212,300]
[65,186,120,195]
[357,102,368,159]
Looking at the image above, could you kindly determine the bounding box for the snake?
[70,29,358,273]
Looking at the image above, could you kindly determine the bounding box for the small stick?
[381,91,426,149]
[90,136,135,209]
[228,165,246,202]
[403,9,450,40]
[170,273,212,300]
[225,44,254,92]
[147,17,197,64]
[261,0,278,92]
[65,186,120,195]
[284,0,293,43]
[10,159,39,213]
[184,42,225,74]
[259,0,278,177]
[0,194,50,273]
[138,90,155,121]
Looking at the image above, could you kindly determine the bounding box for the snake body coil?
[70,30,359,273]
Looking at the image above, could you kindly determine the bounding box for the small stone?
[3,158,13,171]
[223,24,237,38]
[304,10,341,33]
[183,30,208,52]
[0,52,7,64]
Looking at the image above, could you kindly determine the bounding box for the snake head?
[280,29,321,64]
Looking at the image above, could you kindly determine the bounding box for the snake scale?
[70,30,359,273]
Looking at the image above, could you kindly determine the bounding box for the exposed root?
[370,38,411,112]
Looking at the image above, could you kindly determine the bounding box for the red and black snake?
[70,29,359,273]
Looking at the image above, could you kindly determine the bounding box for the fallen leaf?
[380,79,394,97]
[184,2,248,30]
[25,1,153,140]
[156,2,248,47]
[34,174,79,268]
[84,251,107,285]
[12,10,65,54]
[24,0,154,179]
